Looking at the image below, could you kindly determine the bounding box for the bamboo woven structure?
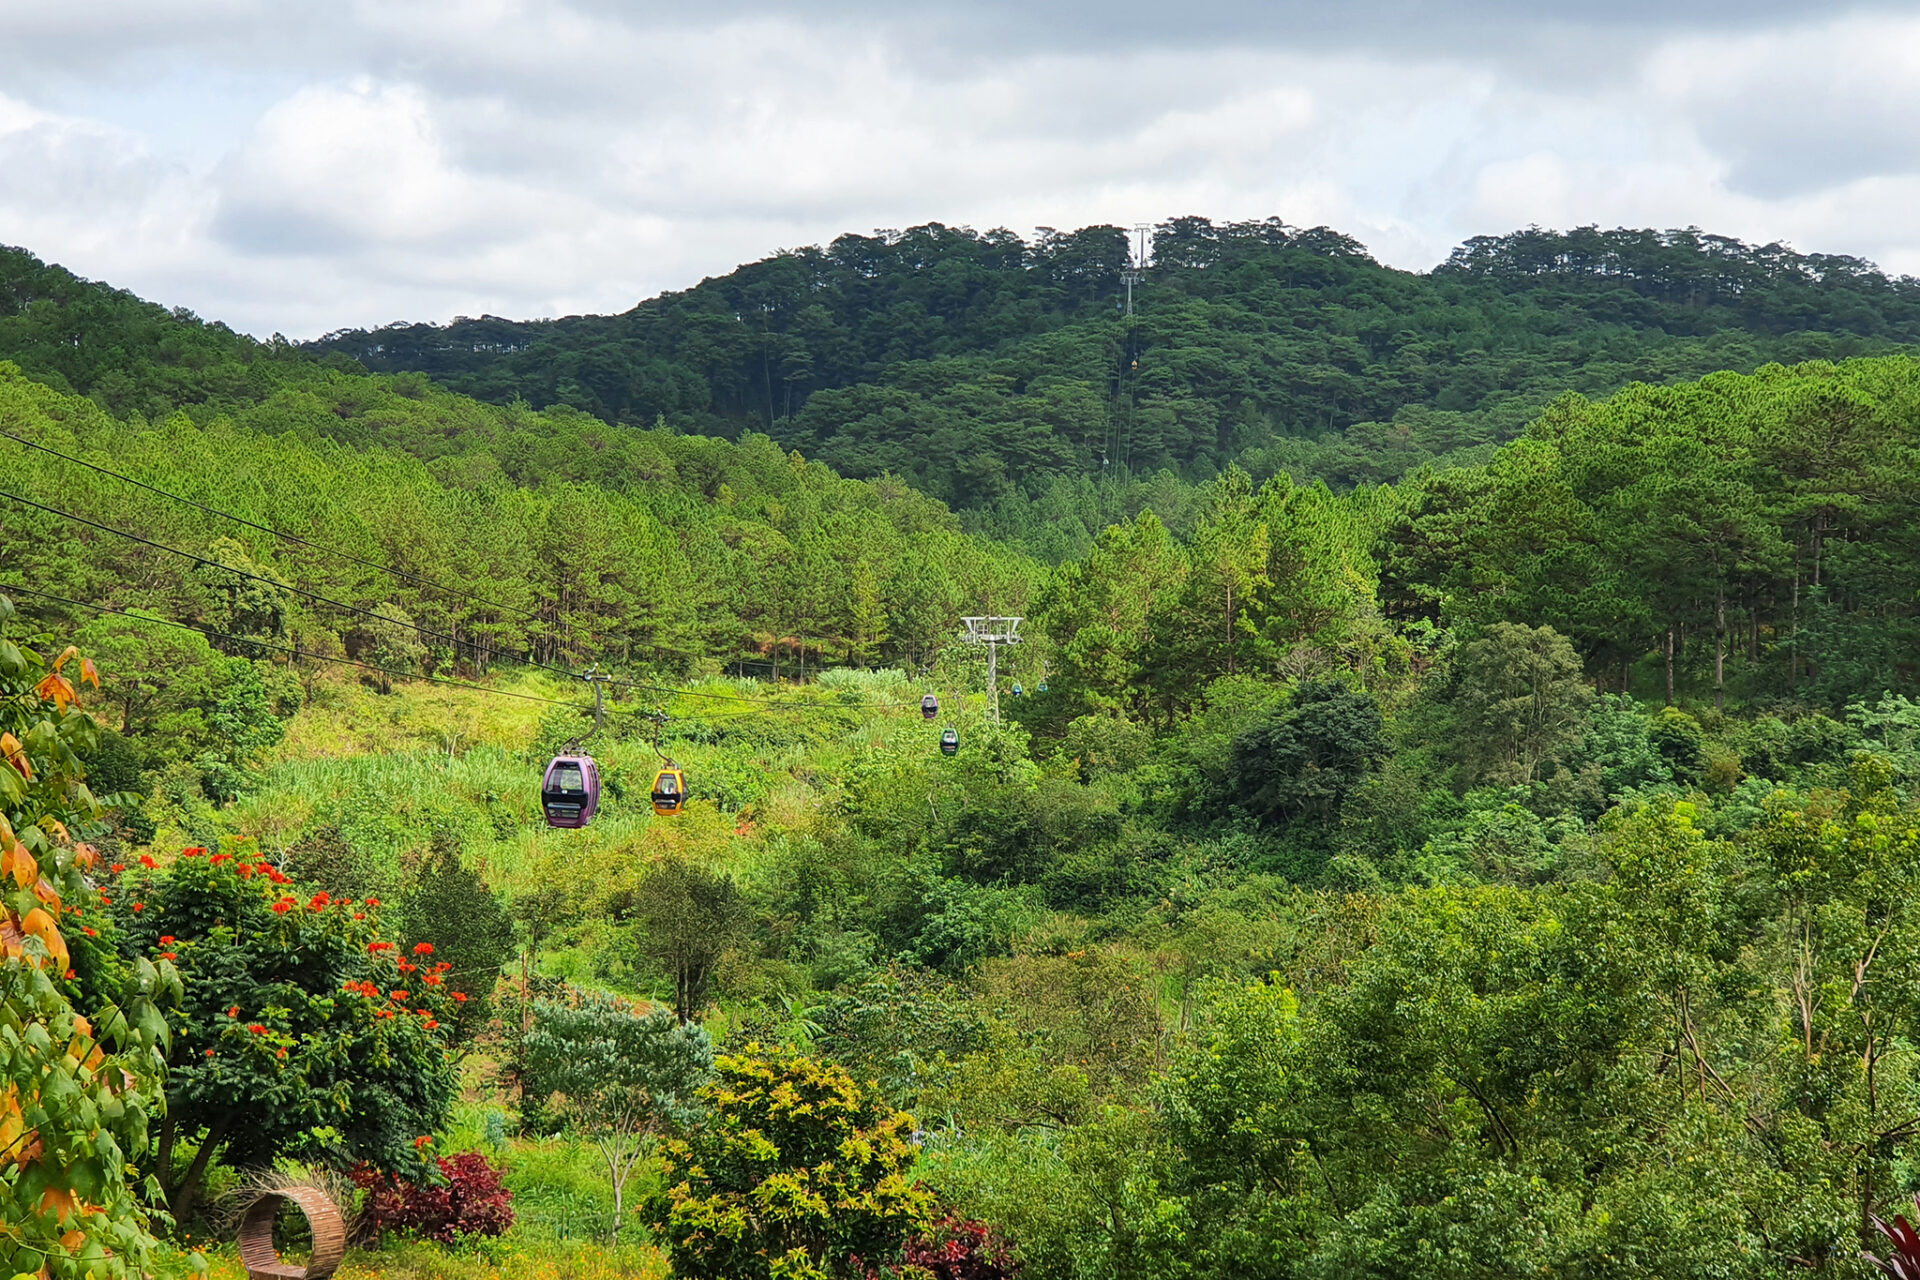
[237,1185,348,1280]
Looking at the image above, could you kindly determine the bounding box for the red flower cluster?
[271,901,292,915]
[343,979,382,999]
[138,855,156,869]
[247,1023,267,1035]
[412,942,434,955]
[368,941,395,953]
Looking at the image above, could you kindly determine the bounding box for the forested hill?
[296,219,1920,507]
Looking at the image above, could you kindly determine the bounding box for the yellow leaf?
[50,645,76,674]
[20,907,67,972]
[40,1185,76,1224]
[34,673,77,713]
[79,656,99,689]
[0,732,29,781]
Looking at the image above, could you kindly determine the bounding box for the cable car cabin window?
[552,763,585,792]
[656,774,679,796]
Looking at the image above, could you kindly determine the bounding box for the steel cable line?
[0,485,587,683]
[0,423,547,624]
[2,489,938,716]
[5,581,921,726]
[0,583,589,709]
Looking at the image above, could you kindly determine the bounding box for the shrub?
[355,1150,514,1244]
[646,1046,933,1279]
[900,1212,1021,1279]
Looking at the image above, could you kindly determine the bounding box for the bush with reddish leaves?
[901,1212,1020,1279]
[353,1151,514,1244]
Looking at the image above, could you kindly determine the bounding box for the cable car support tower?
[961,615,1023,724]
[1110,222,1151,484]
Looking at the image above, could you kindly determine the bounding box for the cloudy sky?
[2,1,1917,339]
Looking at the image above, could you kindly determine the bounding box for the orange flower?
[159,951,176,960]
[271,901,291,915]
[247,1023,266,1034]
[138,855,157,869]
[391,990,410,1001]
[110,863,125,874]
[131,902,144,912]
[183,847,206,856]
[366,897,380,906]
[309,892,331,909]
[413,1135,433,1149]
[412,942,433,955]
[275,1047,288,1059]
[159,935,175,945]
[424,1019,439,1030]
[452,992,468,1003]
[228,1007,241,1017]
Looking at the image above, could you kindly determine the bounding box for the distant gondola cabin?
[651,767,687,816]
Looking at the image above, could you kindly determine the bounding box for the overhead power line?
[0,424,546,624]
[0,485,934,716]
[0,486,582,683]
[6,580,926,721]
[0,583,588,710]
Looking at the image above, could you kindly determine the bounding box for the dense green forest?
[293,220,1920,511]
[10,235,1920,1279]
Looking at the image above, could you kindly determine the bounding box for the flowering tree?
[90,845,461,1224]
[0,603,177,1279]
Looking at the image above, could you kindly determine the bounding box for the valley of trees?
[7,226,1920,1279]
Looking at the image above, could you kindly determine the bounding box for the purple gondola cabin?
[542,753,601,828]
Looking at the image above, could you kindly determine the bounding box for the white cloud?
[0,2,1916,339]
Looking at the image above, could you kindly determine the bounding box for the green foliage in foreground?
[92,848,460,1225]
[524,994,712,1243]
[0,605,176,1280]
[646,1047,932,1280]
